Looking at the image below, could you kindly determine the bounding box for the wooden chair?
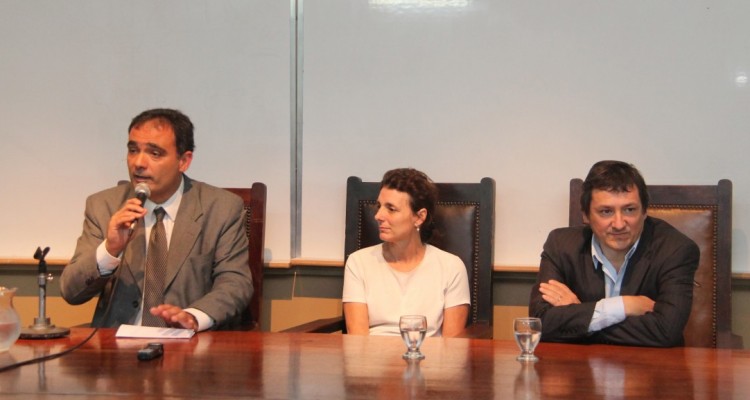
[569,178,740,348]
[284,176,495,338]
[225,183,267,330]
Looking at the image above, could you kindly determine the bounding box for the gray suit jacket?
[60,176,253,329]
[529,217,699,347]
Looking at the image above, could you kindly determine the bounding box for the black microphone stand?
[19,247,70,339]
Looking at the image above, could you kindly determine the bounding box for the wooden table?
[0,328,748,399]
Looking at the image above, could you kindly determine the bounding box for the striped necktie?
[142,207,167,327]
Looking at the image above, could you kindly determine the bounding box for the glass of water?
[514,317,542,362]
[399,315,427,360]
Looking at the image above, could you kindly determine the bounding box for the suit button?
[132,301,139,308]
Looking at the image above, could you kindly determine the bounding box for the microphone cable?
[0,327,100,373]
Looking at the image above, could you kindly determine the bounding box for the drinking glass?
[514,317,541,362]
[399,315,427,360]
[0,287,20,352]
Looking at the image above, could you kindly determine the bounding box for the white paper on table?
[115,324,195,339]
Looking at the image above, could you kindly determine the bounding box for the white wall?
[300,1,750,271]
[2,1,749,273]
[0,1,291,261]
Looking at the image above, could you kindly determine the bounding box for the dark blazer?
[60,176,253,329]
[529,217,699,347]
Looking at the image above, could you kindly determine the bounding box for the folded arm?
[530,230,699,347]
[590,243,698,347]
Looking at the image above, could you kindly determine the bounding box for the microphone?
[129,183,151,234]
[135,182,151,206]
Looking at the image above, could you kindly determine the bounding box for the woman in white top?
[342,168,470,337]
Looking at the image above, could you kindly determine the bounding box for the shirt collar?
[144,176,184,221]
[590,234,640,270]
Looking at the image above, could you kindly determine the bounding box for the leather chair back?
[225,183,267,330]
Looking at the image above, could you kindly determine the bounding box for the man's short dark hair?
[129,108,195,155]
[581,160,649,216]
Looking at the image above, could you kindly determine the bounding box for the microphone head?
[134,182,151,205]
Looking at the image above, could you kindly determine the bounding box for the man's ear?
[178,151,193,172]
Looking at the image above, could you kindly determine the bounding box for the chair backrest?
[569,178,734,348]
[225,183,267,330]
[344,176,496,327]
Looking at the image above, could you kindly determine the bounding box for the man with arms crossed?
[530,160,699,346]
[61,108,252,331]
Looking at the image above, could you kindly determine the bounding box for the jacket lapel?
[125,219,147,283]
[579,228,607,300]
[121,185,147,287]
[621,217,655,295]
[165,177,202,288]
